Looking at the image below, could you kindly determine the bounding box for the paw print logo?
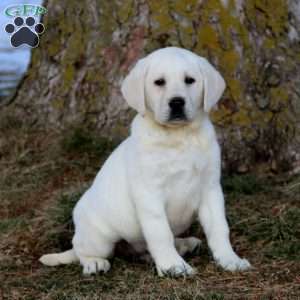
[5,16,45,48]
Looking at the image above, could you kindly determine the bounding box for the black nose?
[168,97,185,110]
[168,97,186,121]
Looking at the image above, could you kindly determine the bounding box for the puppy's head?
[121,47,225,126]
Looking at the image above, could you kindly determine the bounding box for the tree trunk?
[6,0,300,173]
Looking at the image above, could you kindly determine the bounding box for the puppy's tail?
[39,249,78,266]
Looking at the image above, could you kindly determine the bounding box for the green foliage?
[222,174,266,196]
[0,113,23,131]
[61,127,116,157]
[161,292,225,300]
[230,205,300,260]
[52,192,82,226]
[0,217,26,234]
[225,174,300,261]
[46,189,85,250]
[284,175,300,195]
[262,208,300,260]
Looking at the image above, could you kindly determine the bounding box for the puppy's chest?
[147,138,208,199]
[156,142,207,233]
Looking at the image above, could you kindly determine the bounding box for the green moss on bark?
[9,0,300,172]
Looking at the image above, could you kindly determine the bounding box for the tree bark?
[6,0,300,173]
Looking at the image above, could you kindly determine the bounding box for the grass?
[222,174,267,196]
[0,117,300,299]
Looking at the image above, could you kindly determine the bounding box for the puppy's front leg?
[199,183,251,271]
[136,194,196,277]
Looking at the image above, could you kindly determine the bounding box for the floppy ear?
[197,57,226,112]
[121,58,148,116]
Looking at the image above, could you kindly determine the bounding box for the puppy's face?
[144,52,203,126]
[121,47,226,127]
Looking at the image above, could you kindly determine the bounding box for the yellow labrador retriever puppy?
[40,47,251,276]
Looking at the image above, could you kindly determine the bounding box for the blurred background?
[0,1,300,299]
[1,0,299,173]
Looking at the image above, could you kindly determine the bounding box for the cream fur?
[40,47,250,276]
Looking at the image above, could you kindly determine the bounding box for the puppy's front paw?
[216,254,251,271]
[156,256,196,277]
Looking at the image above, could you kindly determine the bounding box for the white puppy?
[40,47,251,276]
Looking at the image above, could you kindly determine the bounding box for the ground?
[0,116,299,300]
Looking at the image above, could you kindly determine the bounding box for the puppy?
[40,47,251,276]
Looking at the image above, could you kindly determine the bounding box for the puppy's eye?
[185,76,195,85]
[154,78,166,86]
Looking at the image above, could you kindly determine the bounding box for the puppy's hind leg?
[175,237,201,256]
[138,237,201,263]
[73,226,115,275]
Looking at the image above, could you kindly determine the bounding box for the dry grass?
[0,117,299,300]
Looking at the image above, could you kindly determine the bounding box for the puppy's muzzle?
[168,97,187,121]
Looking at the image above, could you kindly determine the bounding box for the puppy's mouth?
[168,106,188,121]
[167,111,188,126]
[168,113,187,122]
